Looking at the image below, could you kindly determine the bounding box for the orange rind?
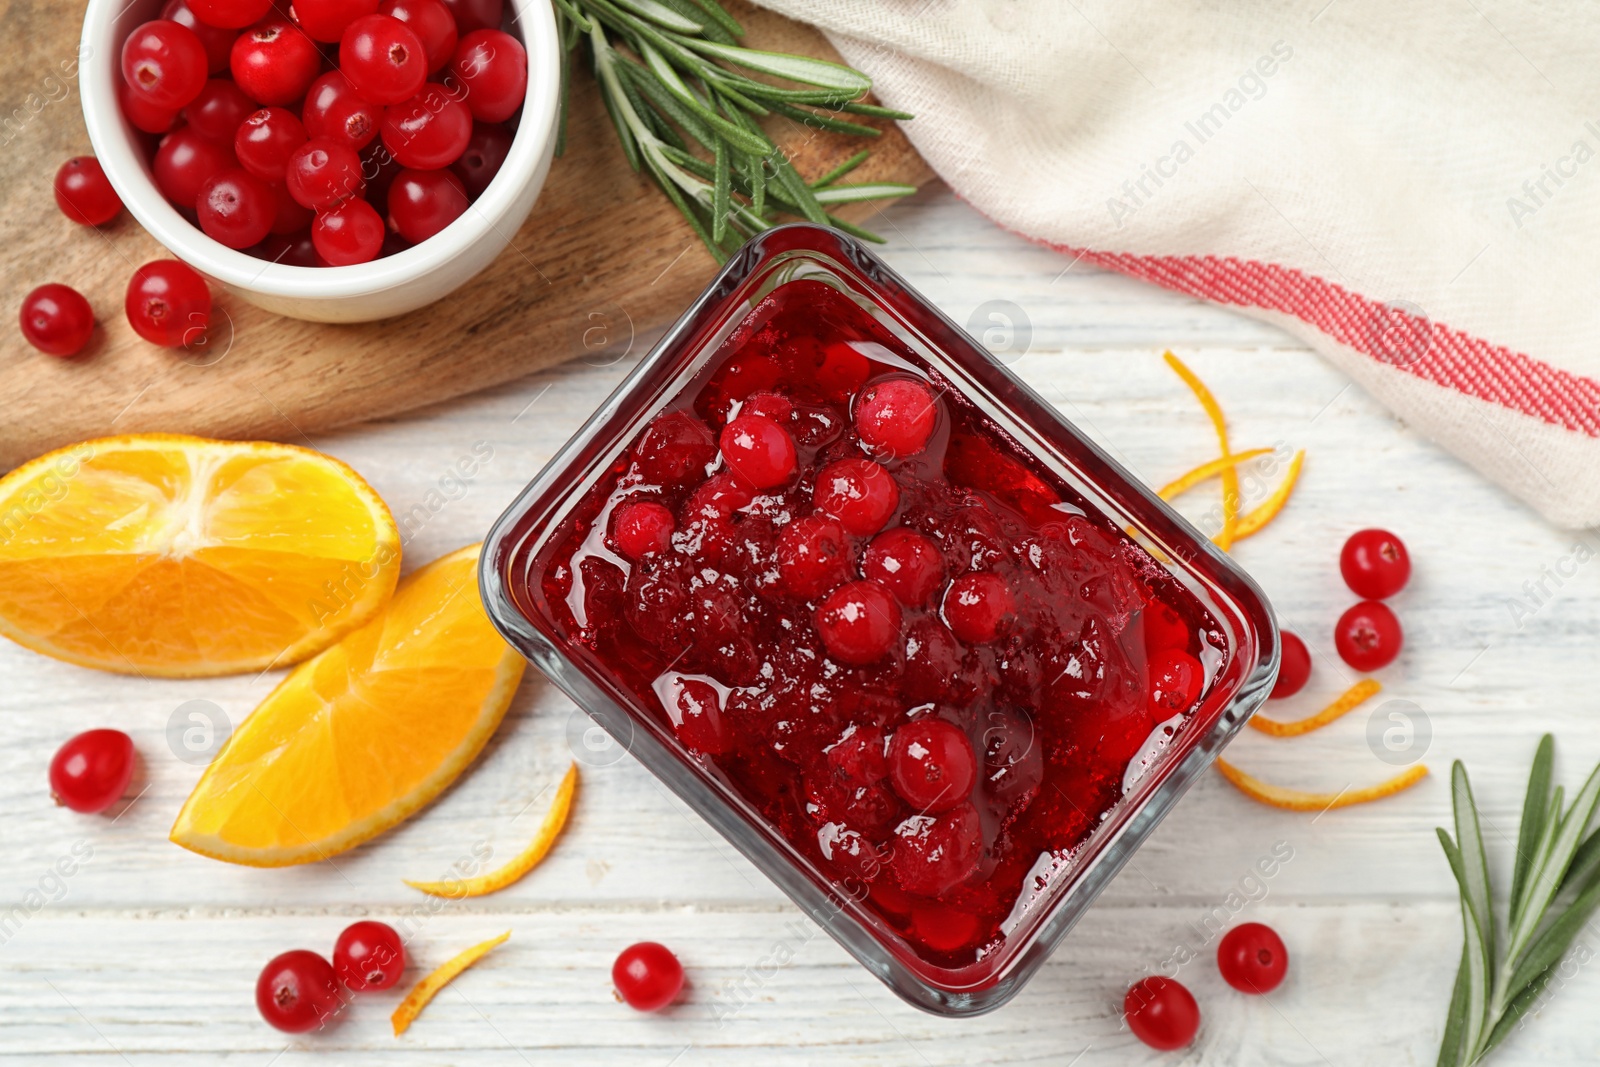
[1249,678,1381,738]
[1157,448,1274,502]
[391,931,510,1036]
[1234,449,1306,541]
[1164,352,1241,550]
[405,763,579,898]
[1216,758,1428,811]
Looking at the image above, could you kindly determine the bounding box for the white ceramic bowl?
[79,0,559,323]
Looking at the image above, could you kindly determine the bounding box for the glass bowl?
[480,223,1278,1016]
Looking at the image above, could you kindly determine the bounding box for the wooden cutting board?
[0,0,933,471]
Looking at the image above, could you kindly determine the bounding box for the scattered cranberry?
[1334,600,1402,672]
[382,0,458,70]
[20,284,95,358]
[633,410,716,486]
[286,138,365,210]
[183,77,255,141]
[612,500,676,561]
[48,729,134,812]
[718,413,797,489]
[236,108,307,182]
[451,121,511,197]
[161,0,236,73]
[312,197,385,264]
[1271,631,1311,699]
[303,71,384,152]
[119,80,179,134]
[54,157,123,226]
[1217,922,1288,994]
[862,527,944,607]
[380,84,472,168]
[121,19,209,111]
[888,718,976,813]
[153,126,236,210]
[815,580,901,665]
[125,260,211,347]
[1125,975,1200,1050]
[387,166,467,242]
[197,168,275,248]
[255,950,344,1033]
[333,920,405,991]
[612,942,684,1012]
[813,458,898,536]
[340,14,428,105]
[232,18,321,106]
[855,377,937,458]
[1147,648,1202,716]
[449,29,526,123]
[671,678,728,755]
[294,0,380,42]
[942,571,1014,645]
[776,514,852,599]
[189,0,273,30]
[440,0,502,33]
[1340,528,1410,600]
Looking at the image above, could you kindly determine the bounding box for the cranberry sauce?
[532,278,1225,967]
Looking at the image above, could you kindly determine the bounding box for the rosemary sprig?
[554,0,917,261]
[1437,736,1600,1065]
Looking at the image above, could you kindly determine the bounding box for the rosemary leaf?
[823,212,886,243]
[810,149,871,189]
[1559,824,1600,894]
[552,0,594,33]
[841,100,916,120]
[652,0,738,45]
[609,0,704,34]
[712,138,730,244]
[1507,765,1600,963]
[640,40,771,156]
[814,182,919,204]
[1437,943,1469,1067]
[679,38,873,95]
[766,100,884,138]
[683,0,742,38]
[1510,735,1554,921]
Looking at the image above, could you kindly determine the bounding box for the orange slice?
[1216,758,1427,811]
[1163,352,1240,549]
[169,544,524,866]
[1250,679,1381,738]
[0,434,399,677]
[405,762,579,898]
[392,931,510,1036]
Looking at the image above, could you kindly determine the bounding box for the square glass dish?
[481,223,1278,1016]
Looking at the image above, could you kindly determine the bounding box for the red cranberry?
[1142,601,1190,653]
[386,166,467,242]
[333,920,405,991]
[48,729,134,812]
[739,390,793,423]
[612,500,675,560]
[162,0,238,73]
[452,121,511,197]
[1217,922,1288,994]
[197,167,275,248]
[183,78,254,142]
[286,138,365,210]
[902,616,968,705]
[294,0,380,42]
[612,942,684,1012]
[890,802,981,896]
[255,950,343,1033]
[54,157,123,226]
[20,285,95,358]
[815,580,901,665]
[380,84,472,168]
[776,514,853,600]
[153,127,236,210]
[1147,648,1202,716]
[634,411,717,487]
[268,180,314,234]
[440,0,503,33]
[1334,600,1402,671]
[683,470,754,520]
[814,458,899,536]
[312,197,385,264]
[381,0,457,70]
[125,260,211,347]
[719,413,797,489]
[1340,528,1411,599]
[231,19,321,106]
[671,678,728,755]
[189,0,273,29]
[942,571,1014,645]
[236,106,309,182]
[863,527,945,607]
[449,29,526,123]
[340,13,428,105]
[888,718,976,813]
[855,377,937,458]
[303,71,384,152]
[119,80,179,133]
[1271,630,1311,699]
[122,20,209,111]
[1125,975,1200,1050]
[815,340,870,399]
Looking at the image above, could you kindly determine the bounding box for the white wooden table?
[5,188,1598,1065]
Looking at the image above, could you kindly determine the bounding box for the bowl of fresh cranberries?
[78,0,559,322]
[481,223,1280,1015]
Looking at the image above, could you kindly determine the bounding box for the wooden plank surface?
[0,0,931,472]
[3,190,1599,1063]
